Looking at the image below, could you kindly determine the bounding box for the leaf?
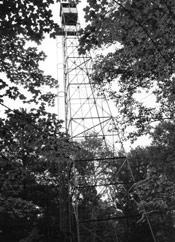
[0,79,8,89]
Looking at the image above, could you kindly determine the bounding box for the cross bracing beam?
[79,214,141,223]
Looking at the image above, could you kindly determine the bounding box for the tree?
[0,107,77,242]
[127,122,175,242]
[79,0,175,139]
[0,0,60,107]
[0,1,86,241]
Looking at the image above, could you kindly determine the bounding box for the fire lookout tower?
[56,2,149,242]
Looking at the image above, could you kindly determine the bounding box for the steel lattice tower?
[56,2,156,242]
[57,2,123,153]
[56,1,127,242]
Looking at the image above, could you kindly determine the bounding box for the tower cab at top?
[60,1,78,26]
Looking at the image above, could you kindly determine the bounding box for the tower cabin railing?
[57,2,78,36]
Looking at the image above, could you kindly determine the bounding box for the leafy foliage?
[1,1,175,242]
[127,122,175,241]
[1,116,175,242]
[0,1,81,241]
[0,107,77,242]
[0,0,57,42]
[79,0,175,138]
[0,0,60,106]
